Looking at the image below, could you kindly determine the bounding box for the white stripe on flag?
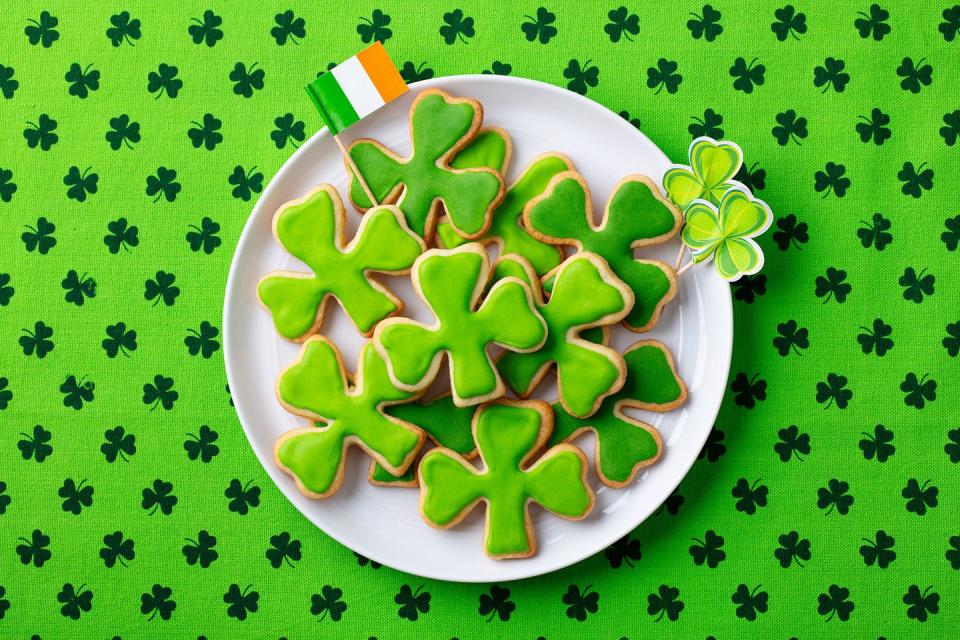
[331,57,385,119]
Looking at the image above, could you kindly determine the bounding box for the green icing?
[274,337,424,498]
[528,174,681,331]
[498,254,631,417]
[448,128,509,172]
[257,186,423,340]
[438,154,569,276]
[419,401,592,558]
[371,395,477,485]
[547,341,685,486]
[375,246,546,405]
[348,90,504,239]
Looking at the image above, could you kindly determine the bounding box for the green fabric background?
[1,1,958,638]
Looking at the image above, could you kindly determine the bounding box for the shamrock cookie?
[370,394,478,486]
[524,172,682,332]
[547,341,687,487]
[274,336,425,498]
[448,126,512,173]
[374,244,547,406]
[436,128,571,276]
[347,88,506,240]
[258,185,424,341]
[419,400,594,559]
[496,253,633,418]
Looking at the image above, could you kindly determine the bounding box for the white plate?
[223,75,732,582]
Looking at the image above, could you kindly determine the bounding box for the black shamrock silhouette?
[942,215,960,250]
[562,584,599,621]
[440,9,474,44]
[521,7,557,43]
[773,320,809,356]
[815,267,851,303]
[813,57,849,92]
[141,584,176,621]
[482,61,512,76]
[817,479,853,514]
[104,218,139,253]
[22,216,56,254]
[941,110,960,146]
[856,108,891,145]
[774,425,810,461]
[818,585,854,621]
[311,585,347,621]
[65,63,99,98]
[730,57,765,93]
[0,167,16,201]
[901,373,936,409]
[224,584,259,620]
[144,271,180,306]
[57,583,93,619]
[230,62,265,98]
[946,535,960,569]
[772,214,808,250]
[16,529,52,567]
[20,321,54,358]
[689,108,724,138]
[897,161,933,197]
[18,424,53,462]
[689,530,725,568]
[647,584,683,621]
[184,425,220,462]
[478,584,515,621]
[147,64,182,98]
[688,5,723,41]
[266,532,301,568]
[271,113,305,149]
[185,321,221,358]
[730,372,766,408]
[605,6,640,42]
[860,530,895,568]
[732,478,768,514]
[646,58,681,94]
[942,5,960,40]
[896,56,932,93]
[183,530,218,567]
[100,531,134,568]
[816,373,852,408]
[106,114,141,150]
[771,4,806,40]
[271,10,305,45]
[732,584,768,620]
[189,10,223,47]
[902,478,938,514]
[943,321,960,356]
[396,584,430,620]
[857,212,892,250]
[903,585,939,622]
[143,375,178,410]
[59,478,93,514]
[354,552,381,568]
[857,318,893,356]
[101,426,135,462]
[860,424,895,461]
[565,59,600,94]
[23,113,58,150]
[142,479,177,515]
[855,4,890,40]
[146,166,181,202]
[400,61,434,83]
[225,479,261,514]
[62,270,96,306]
[0,273,12,306]
[228,165,264,200]
[103,322,137,357]
[187,113,223,150]
[106,11,141,47]
[771,109,807,145]
[774,531,810,568]
[186,218,222,254]
[698,428,726,462]
[0,377,12,410]
[0,64,18,100]
[25,11,59,47]
[735,162,766,191]
[605,535,642,568]
[60,375,95,410]
[0,482,9,513]
[64,165,99,201]
[899,267,934,303]
[814,162,850,197]
[357,10,392,43]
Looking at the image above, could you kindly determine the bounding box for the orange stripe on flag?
[357,42,407,103]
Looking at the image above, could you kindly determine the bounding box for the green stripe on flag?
[306,72,360,134]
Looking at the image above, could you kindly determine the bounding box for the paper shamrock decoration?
[496,253,633,417]
[274,336,425,498]
[436,128,570,276]
[662,136,745,208]
[375,245,547,406]
[347,88,505,240]
[419,400,594,559]
[525,172,681,332]
[370,395,478,486]
[257,185,424,341]
[548,341,687,487]
[681,186,773,281]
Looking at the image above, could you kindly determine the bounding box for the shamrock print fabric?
[0,1,958,637]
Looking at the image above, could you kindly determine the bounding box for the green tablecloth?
[1,1,957,637]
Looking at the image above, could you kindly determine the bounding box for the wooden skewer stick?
[673,243,686,270]
[332,133,379,207]
[676,260,694,276]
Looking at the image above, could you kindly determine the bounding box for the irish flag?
[306,42,407,134]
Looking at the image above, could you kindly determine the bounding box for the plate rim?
[223,73,733,582]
